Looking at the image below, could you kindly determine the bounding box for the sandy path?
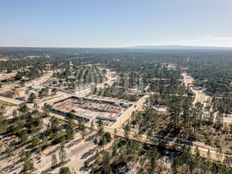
[181,73,210,105]
[25,71,53,88]
[74,68,117,97]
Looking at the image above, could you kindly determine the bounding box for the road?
[25,71,53,87]
[182,72,210,105]
[111,94,148,128]
[0,96,23,105]
[2,70,230,166]
[0,71,54,106]
[34,86,231,163]
[74,68,117,97]
[40,68,117,106]
[180,72,229,161]
[102,126,229,162]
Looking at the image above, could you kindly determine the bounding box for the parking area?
[52,96,132,122]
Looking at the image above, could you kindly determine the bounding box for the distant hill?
[1,46,232,56]
[131,45,232,50]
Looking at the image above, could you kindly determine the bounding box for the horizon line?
[1,44,232,49]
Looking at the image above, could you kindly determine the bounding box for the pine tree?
[51,153,58,168]
[59,145,67,164]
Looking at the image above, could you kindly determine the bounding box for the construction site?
[52,96,132,122]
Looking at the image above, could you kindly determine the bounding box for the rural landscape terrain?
[0,47,232,174]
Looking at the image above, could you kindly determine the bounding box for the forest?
[1,47,232,173]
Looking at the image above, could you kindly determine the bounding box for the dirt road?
[74,68,117,97]
[25,71,53,87]
[182,73,210,105]
[0,96,23,105]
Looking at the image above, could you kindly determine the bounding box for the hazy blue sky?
[0,0,232,47]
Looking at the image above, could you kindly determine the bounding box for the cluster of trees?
[44,116,77,145]
[52,65,106,89]
[170,146,232,174]
[89,135,232,174]
[133,92,232,153]
[1,48,231,96]
[1,47,232,173]
[6,105,43,145]
[50,144,67,169]
[0,104,7,134]
[212,94,232,114]
[53,65,106,84]
[180,51,232,114]
[15,67,43,82]
[93,71,144,101]
[73,65,106,84]
[0,103,78,173]
[186,52,232,96]
[118,72,143,90]
[38,87,49,98]
[90,137,163,174]
[94,85,138,101]
[2,48,231,113]
[150,76,189,96]
[19,150,35,174]
[131,92,199,139]
[59,167,71,174]
[28,88,58,103]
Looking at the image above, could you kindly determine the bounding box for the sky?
[0,0,232,48]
